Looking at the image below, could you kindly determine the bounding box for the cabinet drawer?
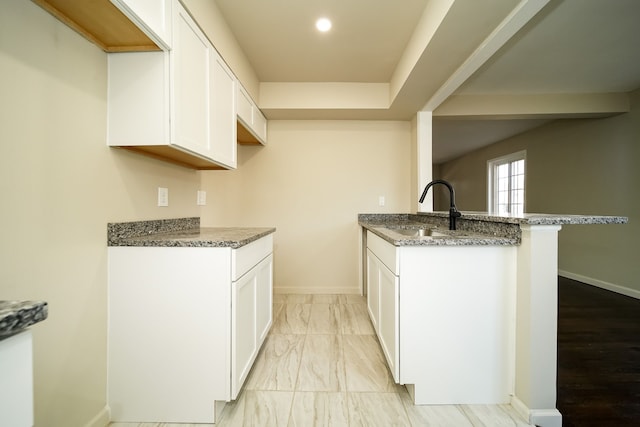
[367,231,398,275]
[232,234,273,280]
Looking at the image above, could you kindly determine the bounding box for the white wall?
[435,90,640,295]
[0,1,201,425]
[201,120,412,294]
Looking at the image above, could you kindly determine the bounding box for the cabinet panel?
[171,4,210,157]
[0,331,33,427]
[108,247,231,422]
[107,51,170,145]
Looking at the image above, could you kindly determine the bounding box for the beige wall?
[435,90,640,294]
[200,120,412,294]
[0,1,201,425]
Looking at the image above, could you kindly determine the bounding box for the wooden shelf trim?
[32,0,159,52]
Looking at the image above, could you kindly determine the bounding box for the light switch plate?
[158,187,169,207]
[197,190,207,206]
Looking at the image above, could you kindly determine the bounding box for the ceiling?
[214,0,640,163]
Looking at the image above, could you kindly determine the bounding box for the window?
[488,151,526,215]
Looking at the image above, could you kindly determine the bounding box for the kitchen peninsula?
[359,211,627,427]
[107,218,275,423]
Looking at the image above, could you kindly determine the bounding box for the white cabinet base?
[0,331,34,427]
[108,247,231,423]
[108,235,273,423]
[366,231,517,405]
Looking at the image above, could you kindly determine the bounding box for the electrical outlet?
[158,187,169,207]
[197,190,207,206]
[379,196,385,206]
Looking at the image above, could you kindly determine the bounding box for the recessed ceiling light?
[316,17,332,32]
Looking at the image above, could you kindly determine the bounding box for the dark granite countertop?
[359,212,627,247]
[108,218,275,249]
[0,301,48,338]
[415,211,628,225]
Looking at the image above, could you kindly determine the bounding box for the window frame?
[487,150,527,215]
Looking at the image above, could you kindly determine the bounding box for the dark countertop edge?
[360,222,519,247]
[109,227,276,249]
[0,301,48,339]
[358,211,627,247]
[107,217,200,244]
[413,211,628,225]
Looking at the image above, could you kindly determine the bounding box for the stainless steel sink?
[387,227,449,237]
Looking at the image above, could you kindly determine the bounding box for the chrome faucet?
[419,179,462,230]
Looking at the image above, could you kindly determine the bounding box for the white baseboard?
[274,286,361,295]
[84,406,110,427]
[558,270,640,300]
[511,396,562,427]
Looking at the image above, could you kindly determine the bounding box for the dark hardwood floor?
[557,276,640,426]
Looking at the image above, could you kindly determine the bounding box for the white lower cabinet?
[231,254,272,398]
[0,331,33,427]
[108,234,273,423]
[377,256,399,382]
[366,230,516,405]
[366,249,399,382]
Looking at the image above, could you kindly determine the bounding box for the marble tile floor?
[110,294,534,427]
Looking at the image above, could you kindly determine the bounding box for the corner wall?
[0,1,201,425]
[435,90,640,295]
[200,120,412,294]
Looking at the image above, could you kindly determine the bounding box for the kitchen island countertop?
[108,217,275,249]
[359,212,627,246]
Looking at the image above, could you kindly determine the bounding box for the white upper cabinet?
[171,4,211,158]
[210,53,237,169]
[236,84,268,145]
[111,0,172,49]
[236,85,253,126]
[108,0,238,170]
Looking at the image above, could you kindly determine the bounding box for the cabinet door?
[210,52,237,168]
[236,85,253,127]
[232,268,257,399]
[253,108,268,144]
[255,254,273,344]
[366,249,380,332]
[111,0,172,49]
[171,3,211,157]
[378,261,400,382]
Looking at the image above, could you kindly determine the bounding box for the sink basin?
[387,227,449,237]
